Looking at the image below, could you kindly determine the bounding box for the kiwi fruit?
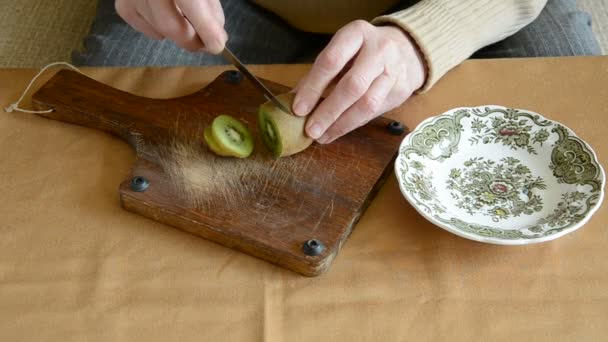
[204,114,254,158]
[258,92,313,157]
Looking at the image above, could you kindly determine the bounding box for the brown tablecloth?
[1,57,607,341]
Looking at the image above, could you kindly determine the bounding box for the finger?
[177,0,227,54]
[131,12,165,40]
[292,21,368,117]
[176,0,225,28]
[305,45,383,140]
[383,82,413,113]
[318,71,395,144]
[137,0,204,51]
[207,0,225,26]
[115,0,163,39]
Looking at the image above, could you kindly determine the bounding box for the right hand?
[115,0,228,53]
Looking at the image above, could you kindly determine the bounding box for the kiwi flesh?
[258,93,313,157]
[203,126,232,157]
[206,115,254,158]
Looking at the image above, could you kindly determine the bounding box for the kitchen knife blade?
[221,47,292,115]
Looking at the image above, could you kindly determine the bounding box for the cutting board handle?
[32,70,144,141]
[31,69,204,149]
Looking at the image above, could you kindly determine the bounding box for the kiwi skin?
[258,93,313,157]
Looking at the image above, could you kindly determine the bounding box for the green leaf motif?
[410,160,424,171]
[446,157,545,222]
[550,125,602,191]
[533,128,550,145]
[404,110,469,161]
[471,118,486,133]
[468,108,552,155]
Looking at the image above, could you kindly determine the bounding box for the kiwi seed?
[205,114,254,158]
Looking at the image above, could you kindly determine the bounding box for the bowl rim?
[394,105,606,245]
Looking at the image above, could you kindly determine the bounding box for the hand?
[293,20,426,144]
[115,0,227,53]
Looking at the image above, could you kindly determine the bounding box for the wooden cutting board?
[30,69,406,276]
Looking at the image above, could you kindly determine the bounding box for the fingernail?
[307,123,323,139]
[293,98,310,116]
[317,135,329,144]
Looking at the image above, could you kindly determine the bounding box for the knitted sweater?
[253,0,548,90]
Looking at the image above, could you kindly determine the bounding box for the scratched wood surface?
[30,69,405,276]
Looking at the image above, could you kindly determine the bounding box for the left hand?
[293,20,426,144]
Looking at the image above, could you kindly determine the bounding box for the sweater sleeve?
[372,0,547,91]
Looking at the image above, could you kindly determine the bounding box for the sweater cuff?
[373,0,545,92]
[372,1,471,92]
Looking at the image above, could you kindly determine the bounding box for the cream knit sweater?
[253,0,548,90]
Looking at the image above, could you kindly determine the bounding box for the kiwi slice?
[258,93,313,157]
[207,115,254,158]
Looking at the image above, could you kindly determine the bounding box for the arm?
[372,0,548,90]
[294,0,548,143]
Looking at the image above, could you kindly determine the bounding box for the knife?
[221,47,292,115]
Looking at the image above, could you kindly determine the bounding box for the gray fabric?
[72,0,601,67]
[73,0,328,66]
[577,0,608,54]
[473,0,601,58]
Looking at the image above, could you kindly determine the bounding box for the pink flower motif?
[489,181,512,195]
[493,183,508,193]
[499,127,519,136]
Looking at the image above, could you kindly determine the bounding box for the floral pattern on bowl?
[395,106,605,244]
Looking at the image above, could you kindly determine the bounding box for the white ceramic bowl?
[395,106,605,244]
